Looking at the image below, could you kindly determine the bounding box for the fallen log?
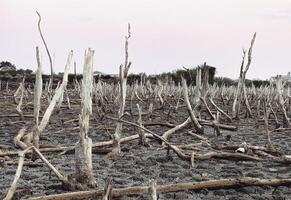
[198,119,237,131]
[28,177,291,200]
[0,134,153,157]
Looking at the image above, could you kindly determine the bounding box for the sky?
[1,0,291,79]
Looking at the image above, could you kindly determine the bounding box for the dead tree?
[262,99,274,151]
[110,24,132,156]
[75,49,96,188]
[201,63,209,97]
[181,77,203,134]
[15,78,25,120]
[275,78,291,127]
[136,104,149,146]
[32,47,43,156]
[32,50,72,159]
[232,33,256,119]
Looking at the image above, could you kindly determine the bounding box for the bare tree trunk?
[75,49,96,188]
[276,78,291,127]
[201,63,209,97]
[262,100,274,151]
[111,24,132,156]
[32,50,72,160]
[232,33,256,119]
[181,77,203,134]
[242,82,252,118]
[32,47,43,154]
[15,78,25,120]
[136,104,149,146]
[232,78,242,118]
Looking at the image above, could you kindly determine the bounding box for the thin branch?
[36,11,53,87]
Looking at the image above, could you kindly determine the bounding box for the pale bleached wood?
[75,48,96,188]
[4,147,33,200]
[111,24,132,155]
[181,77,203,134]
[136,104,148,146]
[28,177,291,200]
[38,51,73,133]
[232,33,256,118]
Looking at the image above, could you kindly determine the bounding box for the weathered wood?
[28,177,291,200]
[75,48,96,188]
[136,104,148,146]
[111,24,132,155]
[232,33,256,118]
[181,77,203,134]
[4,147,33,200]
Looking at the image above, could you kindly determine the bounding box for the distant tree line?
[0,60,271,88]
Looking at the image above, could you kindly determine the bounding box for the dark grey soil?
[0,91,291,200]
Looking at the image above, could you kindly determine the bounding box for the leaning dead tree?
[232,33,256,119]
[181,77,203,134]
[110,24,132,156]
[75,48,96,188]
[30,50,72,159]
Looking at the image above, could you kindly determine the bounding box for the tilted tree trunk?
[32,50,72,160]
[75,48,96,188]
[181,77,203,134]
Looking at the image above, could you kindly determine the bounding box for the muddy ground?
[0,89,291,200]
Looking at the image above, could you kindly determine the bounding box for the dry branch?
[36,11,53,88]
[4,147,33,200]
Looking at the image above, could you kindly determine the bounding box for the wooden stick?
[209,97,232,122]
[28,177,291,200]
[0,134,153,157]
[4,146,33,200]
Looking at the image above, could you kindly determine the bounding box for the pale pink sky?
[1,0,291,79]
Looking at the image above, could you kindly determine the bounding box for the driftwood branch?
[28,177,291,200]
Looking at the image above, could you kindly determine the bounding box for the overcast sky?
[1,0,291,79]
